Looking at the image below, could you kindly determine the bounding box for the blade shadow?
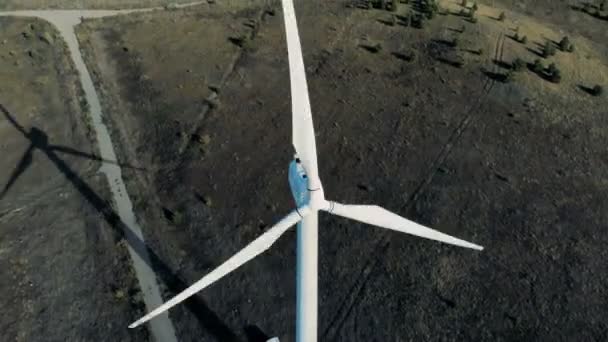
[51,145,146,171]
[244,325,271,342]
[0,144,34,199]
[0,103,28,136]
[45,149,240,342]
[1,103,239,341]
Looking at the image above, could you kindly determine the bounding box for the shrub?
[543,42,556,58]
[400,14,410,26]
[546,63,558,73]
[532,59,544,73]
[546,63,561,83]
[461,0,467,6]
[393,50,416,62]
[512,58,525,72]
[362,42,383,53]
[558,36,571,52]
[513,33,527,44]
[567,43,575,52]
[550,72,561,84]
[472,3,478,11]
[559,36,575,52]
[411,14,424,28]
[498,12,506,21]
[591,85,604,96]
[229,35,248,48]
[386,0,398,12]
[163,208,183,225]
[582,3,591,12]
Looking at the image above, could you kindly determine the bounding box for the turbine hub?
[308,185,326,211]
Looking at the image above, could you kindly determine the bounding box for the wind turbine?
[129,0,483,340]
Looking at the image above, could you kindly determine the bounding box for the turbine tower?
[129,0,483,340]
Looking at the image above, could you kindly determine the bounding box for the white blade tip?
[470,244,484,251]
[128,322,139,329]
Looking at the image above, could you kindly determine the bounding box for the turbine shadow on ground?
[244,324,271,342]
[0,103,240,342]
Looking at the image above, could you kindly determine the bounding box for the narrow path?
[0,6,204,341]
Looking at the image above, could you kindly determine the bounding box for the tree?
[560,36,575,52]
[513,33,528,44]
[559,36,571,51]
[583,3,591,13]
[543,41,556,58]
[512,58,525,72]
[386,0,398,12]
[468,7,477,19]
[418,15,425,28]
[472,2,478,11]
[532,59,544,74]
[411,14,424,28]
[498,11,506,21]
[461,0,468,7]
[546,63,561,83]
[388,14,396,26]
[429,1,439,12]
[520,35,528,44]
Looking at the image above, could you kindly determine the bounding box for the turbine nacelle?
[288,157,327,211]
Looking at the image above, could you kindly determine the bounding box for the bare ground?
[0,0,193,11]
[3,0,608,341]
[0,17,149,342]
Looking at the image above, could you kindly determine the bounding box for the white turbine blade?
[129,207,310,328]
[282,0,320,187]
[325,201,483,251]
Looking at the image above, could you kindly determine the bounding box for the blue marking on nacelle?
[288,160,309,208]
